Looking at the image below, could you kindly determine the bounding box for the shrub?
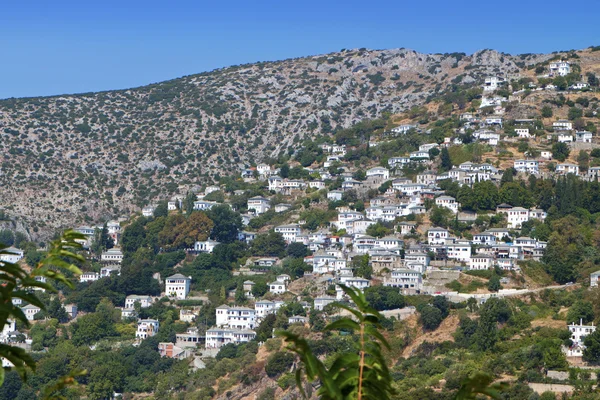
[265,351,295,377]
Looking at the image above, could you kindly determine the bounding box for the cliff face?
[0,47,553,237]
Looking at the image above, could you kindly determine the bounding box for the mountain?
[0,46,575,237]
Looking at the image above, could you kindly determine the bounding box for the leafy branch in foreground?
[278,284,506,400]
[278,284,395,400]
[0,229,85,387]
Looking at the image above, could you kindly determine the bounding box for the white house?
[269,280,287,294]
[274,224,302,243]
[0,247,24,264]
[556,163,579,176]
[254,300,277,319]
[80,272,100,282]
[514,159,539,174]
[194,239,221,253]
[504,207,530,229]
[247,196,271,215]
[428,228,449,245]
[565,320,595,357]
[435,196,460,214]
[205,328,256,349]
[576,131,593,143]
[125,295,154,309]
[193,200,218,211]
[409,151,430,161]
[288,315,308,325]
[549,61,571,77]
[327,190,344,201]
[470,255,493,270]
[165,274,191,300]
[384,269,422,291]
[22,304,41,321]
[388,157,410,169]
[366,167,390,180]
[391,124,417,134]
[557,133,573,143]
[215,305,256,330]
[553,120,573,131]
[142,206,156,217]
[136,319,160,339]
[515,128,531,138]
[314,296,336,311]
[590,271,600,287]
[101,248,123,264]
[569,82,589,90]
[483,76,505,92]
[446,240,472,262]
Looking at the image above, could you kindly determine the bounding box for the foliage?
[364,286,406,311]
[552,142,570,162]
[0,230,85,387]
[278,285,395,399]
[206,204,243,243]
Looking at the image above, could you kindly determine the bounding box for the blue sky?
[1,0,598,99]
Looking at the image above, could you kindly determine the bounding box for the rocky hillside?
[0,47,565,237]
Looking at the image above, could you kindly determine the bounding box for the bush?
[265,351,295,377]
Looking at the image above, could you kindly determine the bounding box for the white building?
[435,195,460,214]
[565,320,596,357]
[142,206,156,217]
[254,300,277,319]
[165,274,191,300]
[136,319,159,339]
[514,159,539,174]
[446,240,472,262]
[515,128,531,138]
[327,190,344,201]
[101,248,123,264]
[366,167,390,180]
[205,328,256,349]
[193,200,218,211]
[22,304,41,321]
[556,163,579,176]
[314,296,336,311]
[483,76,505,92]
[388,157,410,169]
[125,295,154,309]
[384,269,422,291]
[215,305,256,330]
[269,280,287,294]
[557,133,573,143]
[549,61,571,77]
[274,224,302,243]
[590,271,600,287]
[247,196,271,215]
[504,207,530,229]
[553,120,573,131]
[194,239,221,253]
[0,247,24,264]
[576,131,593,143]
[391,124,417,135]
[469,255,493,270]
[80,272,100,282]
[428,228,449,245]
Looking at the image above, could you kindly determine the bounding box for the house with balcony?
[165,274,191,300]
[513,159,539,174]
[136,319,159,339]
[428,227,449,245]
[556,163,579,176]
[274,224,302,243]
[435,195,460,214]
[549,61,570,77]
[247,196,271,215]
[384,269,422,292]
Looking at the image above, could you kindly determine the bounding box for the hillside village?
[4,51,600,398]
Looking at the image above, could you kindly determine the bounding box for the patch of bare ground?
[402,314,460,358]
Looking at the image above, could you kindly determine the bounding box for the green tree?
[541,106,553,118]
[566,301,594,324]
[265,351,295,378]
[583,329,600,363]
[153,201,169,218]
[206,204,242,243]
[552,142,570,162]
[440,147,452,172]
[250,231,286,258]
[487,275,501,292]
[287,242,309,258]
[418,304,443,331]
